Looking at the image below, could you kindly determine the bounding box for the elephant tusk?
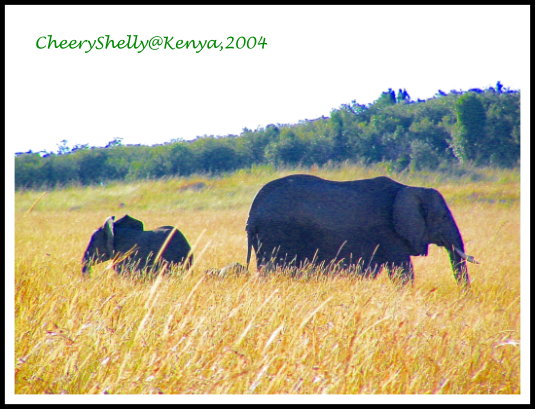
[453,246,480,264]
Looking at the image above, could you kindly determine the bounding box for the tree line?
[15,83,520,189]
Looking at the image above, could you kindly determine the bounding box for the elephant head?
[392,186,477,286]
[82,216,116,274]
[81,215,146,274]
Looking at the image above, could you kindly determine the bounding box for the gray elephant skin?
[82,214,192,274]
[246,175,477,286]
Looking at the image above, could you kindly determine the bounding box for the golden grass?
[13,166,521,396]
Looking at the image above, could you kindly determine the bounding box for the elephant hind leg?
[356,259,382,279]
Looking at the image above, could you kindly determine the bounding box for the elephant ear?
[113,214,144,231]
[392,187,428,256]
[103,216,115,257]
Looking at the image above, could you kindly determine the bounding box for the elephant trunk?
[81,253,93,275]
[436,214,476,287]
[81,247,105,275]
[81,262,90,274]
[447,242,471,287]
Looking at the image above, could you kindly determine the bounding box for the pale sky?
[5,5,530,154]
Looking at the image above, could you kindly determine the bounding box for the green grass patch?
[15,163,519,214]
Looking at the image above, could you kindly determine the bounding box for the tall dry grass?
[13,165,522,397]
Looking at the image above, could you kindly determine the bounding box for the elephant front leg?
[386,260,414,286]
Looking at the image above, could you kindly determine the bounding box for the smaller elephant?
[82,214,193,275]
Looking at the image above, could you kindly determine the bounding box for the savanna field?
[13,164,522,396]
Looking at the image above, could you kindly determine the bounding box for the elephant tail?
[246,222,255,270]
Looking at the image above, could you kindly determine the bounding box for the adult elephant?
[82,215,192,275]
[245,175,477,286]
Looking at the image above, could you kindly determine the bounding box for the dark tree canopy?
[15,86,520,189]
